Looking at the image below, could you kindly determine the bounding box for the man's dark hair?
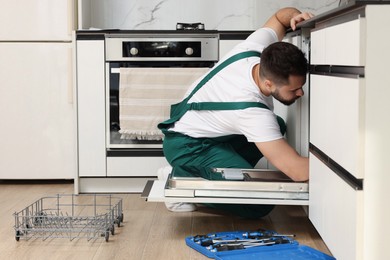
[260,42,308,85]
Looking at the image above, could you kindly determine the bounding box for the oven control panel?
[105,34,219,62]
[122,41,201,58]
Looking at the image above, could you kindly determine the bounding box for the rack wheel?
[105,230,110,242]
[15,230,21,241]
[116,213,123,227]
[111,224,115,235]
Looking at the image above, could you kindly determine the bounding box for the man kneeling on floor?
[158,7,314,219]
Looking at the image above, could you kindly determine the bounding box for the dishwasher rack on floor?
[13,194,123,242]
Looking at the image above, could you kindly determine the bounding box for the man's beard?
[271,88,297,106]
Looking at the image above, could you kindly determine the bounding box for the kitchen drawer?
[311,18,366,66]
[310,74,364,179]
[309,154,363,260]
[106,156,168,177]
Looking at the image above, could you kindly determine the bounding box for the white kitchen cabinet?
[0,0,76,41]
[76,39,106,177]
[0,43,75,179]
[0,0,77,179]
[309,4,390,260]
[310,75,364,179]
[107,157,168,177]
[309,155,363,260]
[311,18,366,66]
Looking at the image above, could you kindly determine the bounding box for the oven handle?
[107,149,164,157]
[68,47,73,104]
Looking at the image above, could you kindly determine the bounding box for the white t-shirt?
[170,28,282,143]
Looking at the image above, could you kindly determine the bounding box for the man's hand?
[256,138,309,182]
[263,8,315,40]
[290,12,315,30]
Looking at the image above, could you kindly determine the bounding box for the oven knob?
[185,47,194,56]
[130,47,139,56]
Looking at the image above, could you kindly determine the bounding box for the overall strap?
[184,51,261,102]
[186,101,269,111]
[158,51,262,130]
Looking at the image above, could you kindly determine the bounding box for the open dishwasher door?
[142,166,308,206]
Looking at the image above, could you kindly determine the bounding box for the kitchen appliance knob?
[185,47,194,56]
[130,47,139,56]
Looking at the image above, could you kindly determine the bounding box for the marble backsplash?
[80,0,340,31]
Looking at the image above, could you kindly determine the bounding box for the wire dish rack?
[13,194,123,242]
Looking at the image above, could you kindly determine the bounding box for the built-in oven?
[105,33,219,153]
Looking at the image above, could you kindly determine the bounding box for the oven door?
[142,166,309,206]
[106,62,210,149]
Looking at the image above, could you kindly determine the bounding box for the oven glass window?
[108,62,210,148]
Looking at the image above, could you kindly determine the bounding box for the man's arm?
[256,139,309,181]
[263,7,314,40]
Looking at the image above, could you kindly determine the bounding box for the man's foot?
[158,166,196,212]
[165,202,197,212]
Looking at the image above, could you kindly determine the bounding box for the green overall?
[158,51,286,219]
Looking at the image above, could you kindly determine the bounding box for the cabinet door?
[310,74,364,179]
[0,43,75,179]
[0,0,75,41]
[76,40,106,177]
[311,18,366,66]
[309,154,363,260]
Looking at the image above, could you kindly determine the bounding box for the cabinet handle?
[67,0,75,37]
[309,143,363,190]
[310,65,364,78]
[68,47,73,104]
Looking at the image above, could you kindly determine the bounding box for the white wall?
[80,0,339,30]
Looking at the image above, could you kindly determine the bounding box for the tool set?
[186,229,336,259]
